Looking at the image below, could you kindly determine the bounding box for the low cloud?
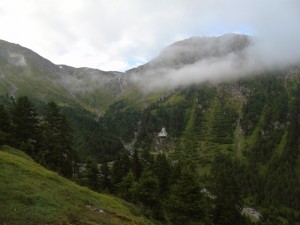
[130,33,300,92]
[0,0,299,73]
[9,52,27,67]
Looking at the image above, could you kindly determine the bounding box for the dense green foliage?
[0,96,124,162]
[0,96,125,179]
[0,97,75,177]
[2,67,300,224]
[62,105,124,162]
[75,150,256,224]
[0,146,154,225]
[94,70,300,224]
[2,36,300,225]
[99,100,142,142]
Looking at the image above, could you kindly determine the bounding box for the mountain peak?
[127,34,251,73]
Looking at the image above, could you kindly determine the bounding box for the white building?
[158,127,167,138]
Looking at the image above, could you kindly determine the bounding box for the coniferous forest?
[0,32,300,225]
[1,79,300,225]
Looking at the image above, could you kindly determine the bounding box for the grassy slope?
[0,146,154,225]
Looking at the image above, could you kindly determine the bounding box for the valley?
[0,34,300,224]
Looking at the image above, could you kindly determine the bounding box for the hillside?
[1,34,300,223]
[98,67,300,216]
[128,33,249,72]
[0,34,251,114]
[0,146,154,225]
[0,39,123,114]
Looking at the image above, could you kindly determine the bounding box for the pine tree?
[134,170,160,209]
[132,170,161,218]
[99,161,110,191]
[11,96,39,155]
[39,102,74,177]
[85,159,100,191]
[141,148,154,169]
[0,104,11,145]
[117,171,136,201]
[111,152,130,190]
[132,149,143,180]
[212,156,243,225]
[153,153,171,194]
[165,165,204,225]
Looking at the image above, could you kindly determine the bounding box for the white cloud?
[0,0,299,72]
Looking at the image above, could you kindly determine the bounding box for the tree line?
[0,96,75,178]
[77,148,254,225]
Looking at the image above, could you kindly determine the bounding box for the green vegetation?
[98,71,300,224]
[1,38,300,224]
[0,146,154,225]
[0,95,124,162]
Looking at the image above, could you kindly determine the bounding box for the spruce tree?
[132,170,161,219]
[11,96,39,155]
[165,165,204,225]
[212,155,243,225]
[117,171,136,201]
[99,161,110,191]
[0,104,11,145]
[111,152,130,192]
[85,159,100,191]
[39,102,74,177]
[132,149,143,180]
[134,170,160,209]
[153,153,171,194]
[141,148,154,168]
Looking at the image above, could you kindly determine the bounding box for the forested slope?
[98,67,300,217]
[0,146,154,225]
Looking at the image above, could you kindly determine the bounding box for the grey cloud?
[0,0,299,72]
[9,53,27,67]
[130,32,300,91]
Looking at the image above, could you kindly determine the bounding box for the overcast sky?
[0,0,299,71]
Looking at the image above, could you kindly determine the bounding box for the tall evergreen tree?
[132,149,143,180]
[11,96,39,155]
[165,165,204,225]
[99,161,110,191]
[85,159,100,191]
[153,153,171,194]
[0,104,11,145]
[141,148,154,169]
[131,170,161,218]
[111,152,130,188]
[212,155,243,225]
[117,171,136,201]
[40,102,74,177]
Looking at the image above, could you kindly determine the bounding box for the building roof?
[158,127,167,137]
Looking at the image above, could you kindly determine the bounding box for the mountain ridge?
[0,34,252,114]
[1,34,300,224]
[0,38,124,113]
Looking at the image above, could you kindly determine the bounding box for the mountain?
[1,34,300,223]
[0,145,154,225]
[0,39,127,160]
[128,33,249,72]
[95,34,300,219]
[0,34,251,113]
[0,39,123,114]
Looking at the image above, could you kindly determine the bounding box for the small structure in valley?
[158,127,168,138]
[156,127,168,152]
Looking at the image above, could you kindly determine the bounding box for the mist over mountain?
[1,33,300,113]
[129,33,300,91]
[1,33,300,225]
[0,39,124,113]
